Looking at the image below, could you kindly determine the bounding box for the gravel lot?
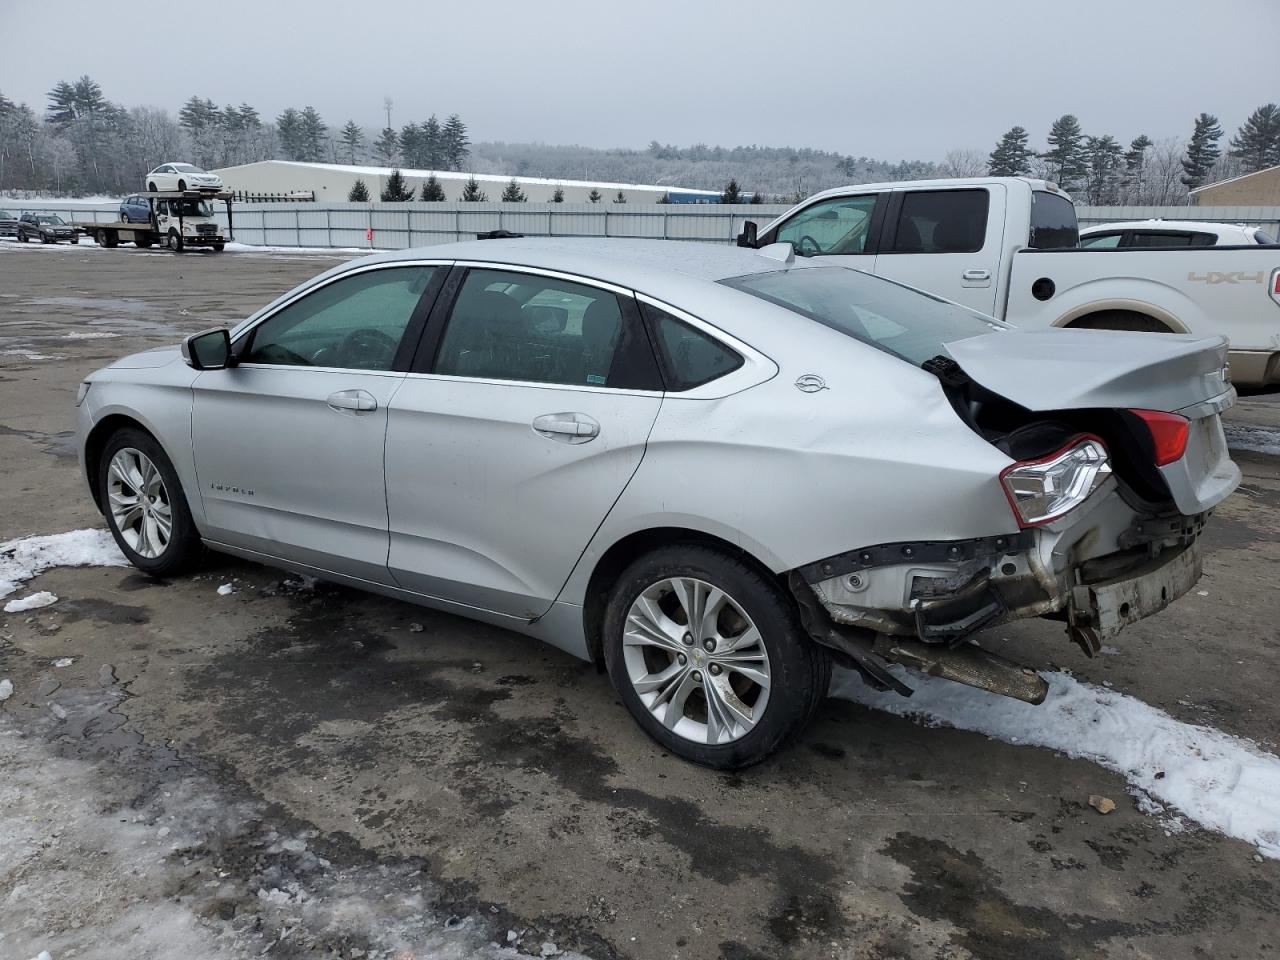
[2,241,1279,960]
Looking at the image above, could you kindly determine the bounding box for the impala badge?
[794,374,828,393]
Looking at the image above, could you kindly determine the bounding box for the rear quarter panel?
[1007,248,1280,354]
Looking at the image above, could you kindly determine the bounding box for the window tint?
[1029,191,1078,248]
[722,266,1006,367]
[775,194,878,256]
[434,269,657,389]
[244,266,434,370]
[1080,232,1122,248]
[888,189,988,254]
[1128,231,1214,247]
[640,303,743,390]
[1255,230,1277,245]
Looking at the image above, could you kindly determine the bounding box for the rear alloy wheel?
[604,545,830,769]
[99,429,202,576]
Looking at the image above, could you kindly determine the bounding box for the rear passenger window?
[1080,232,1122,248]
[433,269,660,389]
[641,303,743,390]
[888,189,989,254]
[1029,191,1079,248]
[1129,232,1209,247]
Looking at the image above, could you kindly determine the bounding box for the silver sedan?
[76,238,1240,767]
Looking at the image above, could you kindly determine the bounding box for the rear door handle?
[962,268,991,285]
[326,389,377,413]
[533,412,600,443]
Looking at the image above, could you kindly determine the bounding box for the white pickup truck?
[740,177,1280,386]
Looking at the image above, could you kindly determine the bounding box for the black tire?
[211,242,225,252]
[1067,310,1172,334]
[148,181,157,192]
[98,428,203,577]
[135,235,153,248]
[177,179,186,192]
[18,229,28,243]
[167,229,184,253]
[602,544,831,770]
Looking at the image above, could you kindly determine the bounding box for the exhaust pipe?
[873,635,1048,705]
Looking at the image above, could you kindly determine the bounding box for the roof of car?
[357,237,821,288]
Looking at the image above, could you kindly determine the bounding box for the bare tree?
[1143,137,1189,206]
[938,148,987,178]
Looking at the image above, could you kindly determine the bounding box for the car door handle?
[326,389,377,413]
[962,269,991,281]
[533,413,600,443]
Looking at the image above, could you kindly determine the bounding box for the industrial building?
[208,160,722,203]
[1190,164,1280,206]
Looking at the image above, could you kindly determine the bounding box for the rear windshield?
[1029,191,1078,248]
[1255,230,1277,245]
[721,266,1006,366]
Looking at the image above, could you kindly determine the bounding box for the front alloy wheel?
[623,577,771,745]
[107,447,172,558]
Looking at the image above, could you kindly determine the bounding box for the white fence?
[9,199,1280,250]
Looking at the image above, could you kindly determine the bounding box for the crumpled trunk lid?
[943,328,1232,414]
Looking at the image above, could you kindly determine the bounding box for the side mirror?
[736,221,758,248]
[181,327,235,370]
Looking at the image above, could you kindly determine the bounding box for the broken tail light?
[1000,436,1113,527]
[1130,409,1190,466]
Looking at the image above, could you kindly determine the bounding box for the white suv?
[145,163,223,193]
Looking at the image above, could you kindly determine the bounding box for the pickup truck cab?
[745,177,1280,386]
[1081,219,1277,248]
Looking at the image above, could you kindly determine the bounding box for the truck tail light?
[1271,268,1280,305]
[1000,436,1112,527]
[1130,409,1190,466]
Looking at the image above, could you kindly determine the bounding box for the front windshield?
[166,199,213,217]
[35,215,65,225]
[171,163,203,173]
[722,266,1007,366]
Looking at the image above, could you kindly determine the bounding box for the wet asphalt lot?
[1,240,1279,960]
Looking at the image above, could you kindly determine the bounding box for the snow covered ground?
[0,529,127,598]
[1224,421,1280,456]
[831,665,1280,859]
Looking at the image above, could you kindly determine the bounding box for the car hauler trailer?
[74,190,234,252]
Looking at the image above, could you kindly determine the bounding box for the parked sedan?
[18,213,79,243]
[144,162,223,193]
[1081,219,1277,247]
[75,238,1240,767]
[0,208,19,237]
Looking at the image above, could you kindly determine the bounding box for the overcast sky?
[3,0,1276,159]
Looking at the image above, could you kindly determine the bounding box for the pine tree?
[276,108,304,160]
[501,178,526,202]
[340,120,364,164]
[1181,113,1223,190]
[613,190,627,203]
[1230,104,1280,173]
[551,187,564,203]
[750,191,764,204]
[299,106,327,162]
[460,175,486,201]
[721,179,741,203]
[422,115,444,168]
[1083,135,1124,205]
[348,179,370,202]
[987,126,1031,176]
[374,126,398,166]
[380,168,415,201]
[1125,134,1152,173]
[588,189,602,203]
[420,174,446,201]
[1042,115,1087,189]
[399,122,423,167]
[442,114,469,170]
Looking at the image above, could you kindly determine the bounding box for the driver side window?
[243,265,435,371]
[776,194,879,256]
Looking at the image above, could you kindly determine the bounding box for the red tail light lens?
[1130,409,1190,466]
[1000,436,1112,527]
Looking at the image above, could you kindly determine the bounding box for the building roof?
[212,160,721,196]
[1188,164,1280,195]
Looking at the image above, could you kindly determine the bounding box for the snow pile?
[0,528,128,598]
[0,679,11,701]
[4,591,58,613]
[216,583,234,596]
[1224,422,1280,456]
[832,666,1280,858]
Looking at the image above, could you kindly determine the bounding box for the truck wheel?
[212,243,225,252]
[1067,310,1172,334]
[148,181,157,192]
[167,230,184,253]
[99,230,117,248]
[17,229,27,242]
[135,236,152,249]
